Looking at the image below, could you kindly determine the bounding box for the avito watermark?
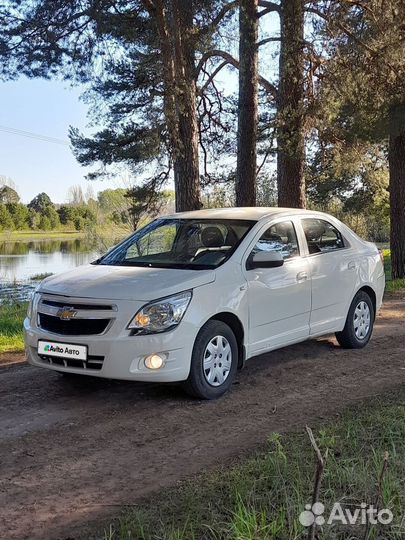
[299,501,393,527]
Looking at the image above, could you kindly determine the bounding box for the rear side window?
[252,221,300,260]
[302,219,345,254]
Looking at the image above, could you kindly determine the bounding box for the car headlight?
[128,291,192,334]
[27,290,40,320]
[27,298,33,319]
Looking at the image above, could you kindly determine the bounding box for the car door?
[243,218,311,356]
[298,217,357,335]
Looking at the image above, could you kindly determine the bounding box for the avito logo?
[299,501,393,527]
[43,344,65,354]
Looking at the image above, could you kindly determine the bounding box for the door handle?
[296,271,308,282]
[347,261,356,270]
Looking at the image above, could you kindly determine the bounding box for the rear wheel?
[335,290,374,349]
[184,320,238,399]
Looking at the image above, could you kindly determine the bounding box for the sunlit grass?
[0,230,84,242]
[29,272,54,281]
[0,302,27,354]
[383,250,405,292]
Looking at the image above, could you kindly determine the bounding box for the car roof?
[165,207,325,221]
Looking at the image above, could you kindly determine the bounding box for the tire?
[184,320,238,400]
[335,290,375,349]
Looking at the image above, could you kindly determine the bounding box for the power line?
[0,124,70,146]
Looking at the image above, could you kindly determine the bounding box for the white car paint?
[38,264,216,301]
[24,207,385,384]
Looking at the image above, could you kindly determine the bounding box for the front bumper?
[24,295,195,383]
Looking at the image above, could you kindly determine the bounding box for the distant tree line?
[0,185,95,232]
[0,182,175,232]
[0,1,403,275]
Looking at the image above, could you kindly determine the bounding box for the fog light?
[144,354,165,370]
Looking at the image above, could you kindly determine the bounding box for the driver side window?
[252,221,300,260]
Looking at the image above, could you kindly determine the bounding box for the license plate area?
[38,340,88,361]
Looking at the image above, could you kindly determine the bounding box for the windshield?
[97,218,255,270]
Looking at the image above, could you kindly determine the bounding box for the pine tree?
[0,1,237,212]
[308,0,405,278]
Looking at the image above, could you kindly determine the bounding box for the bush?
[0,203,14,230]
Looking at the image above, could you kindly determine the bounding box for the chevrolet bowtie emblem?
[56,306,78,320]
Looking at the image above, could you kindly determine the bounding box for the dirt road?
[0,295,403,540]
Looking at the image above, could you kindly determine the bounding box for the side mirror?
[247,250,284,270]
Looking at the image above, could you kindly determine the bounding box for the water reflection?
[0,238,100,283]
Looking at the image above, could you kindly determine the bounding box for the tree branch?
[258,0,280,10]
[306,5,397,72]
[306,7,376,55]
[258,0,281,17]
[258,36,281,47]
[198,0,239,36]
[306,426,326,540]
[196,50,278,97]
[340,0,378,21]
[199,60,229,93]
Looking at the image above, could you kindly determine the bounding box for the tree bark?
[150,0,201,212]
[171,0,201,211]
[236,0,259,207]
[388,102,405,280]
[276,0,306,208]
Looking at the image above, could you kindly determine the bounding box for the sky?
[0,78,115,204]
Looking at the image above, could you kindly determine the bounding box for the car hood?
[39,264,216,301]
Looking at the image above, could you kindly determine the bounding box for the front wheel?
[184,320,238,399]
[335,290,375,349]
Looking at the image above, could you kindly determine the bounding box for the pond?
[0,238,101,302]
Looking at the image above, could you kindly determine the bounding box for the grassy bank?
[103,391,405,540]
[0,302,27,354]
[0,230,85,242]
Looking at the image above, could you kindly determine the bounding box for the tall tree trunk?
[236,0,259,207]
[276,0,306,208]
[152,0,201,212]
[388,102,405,279]
[171,0,201,211]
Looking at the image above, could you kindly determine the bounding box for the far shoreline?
[0,230,85,242]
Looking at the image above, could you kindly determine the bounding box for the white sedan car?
[25,208,385,399]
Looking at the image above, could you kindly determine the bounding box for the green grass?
[0,230,84,242]
[383,250,405,292]
[29,272,54,281]
[103,392,405,540]
[0,302,27,354]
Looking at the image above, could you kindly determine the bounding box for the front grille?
[39,313,110,336]
[41,299,115,311]
[39,354,104,371]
